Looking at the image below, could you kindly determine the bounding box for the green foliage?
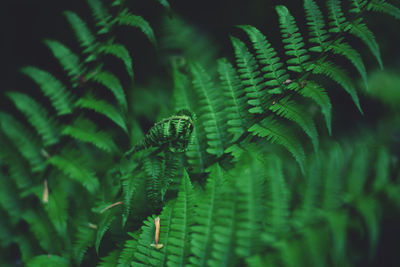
[1,0,400,266]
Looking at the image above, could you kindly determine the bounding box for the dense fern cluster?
[1,0,400,266]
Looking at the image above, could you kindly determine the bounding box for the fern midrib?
[196,75,225,152]
[221,66,247,131]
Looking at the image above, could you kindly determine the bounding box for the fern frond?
[172,66,208,172]
[233,152,265,257]
[322,143,344,210]
[368,0,400,19]
[276,5,310,72]
[249,116,305,173]
[99,43,134,79]
[96,210,117,254]
[73,224,96,265]
[87,0,112,34]
[346,145,370,199]
[373,146,390,191]
[120,163,141,226]
[208,183,239,267]
[269,96,319,151]
[7,92,60,146]
[98,250,120,267]
[44,187,68,238]
[217,58,250,142]
[231,36,266,113]
[48,151,99,193]
[238,25,289,94]
[90,71,128,110]
[44,39,84,81]
[144,155,164,206]
[188,164,223,267]
[288,81,332,135]
[132,216,157,266]
[349,19,383,69]
[21,66,74,115]
[264,155,290,234]
[26,255,69,267]
[312,60,362,113]
[329,41,368,89]
[118,232,139,267]
[157,0,171,12]
[304,0,330,52]
[167,171,195,267]
[62,117,117,153]
[0,112,46,172]
[327,0,348,33]
[116,10,157,47]
[349,0,369,13]
[356,197,379,255]
[64,11,98,54]
[190,62,228,156]
[76,94,128,132]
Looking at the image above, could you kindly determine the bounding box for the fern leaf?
[132,216,157,266]
[48,151,99,193]
[190,62,228,156]
[21,66,73,115]
[96,210,117,254]
[349,20,383,69]
[231,36,266,113]
[64,11,98,54]
[167,170,195,267]
[249,116,305,173]
[322,143,344,210]
[0,112,46,172]
[270,96,319,151]
[118,233,139,267]
[304,0,330,52]
[276,5,310,72]
[217,58,250,142]
[98,250,120,267]
[188,164,223,267]
[325,212,347,264]
[329,41,368,89]
[356,197,379,256]
[44,186,68,238]
[208,183,238,267]
[327,0,348,33]
[233,152,265,257]
[7,92,60,146]
[157,0,171,11]
[76,94,128,132]
[62,117,117,153]
[172,66,208,172]
[368,0,400,19]
[121,163,141,226]
[312,60,362,113]
[349,0,368,13]
[144,155,164,206]
[73,224,96,265]
[99,43,134,79]
[26,255,69,267]
[238,25,289,94]
[346,145,370,199]
[90,71,128,110]
[44,39,84,80]
[116,10,157,47]
[373,146,390,191]
[296,154,321,225]
[264,155,290,234]
[87,0,112,34]
[288,81,332,135]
